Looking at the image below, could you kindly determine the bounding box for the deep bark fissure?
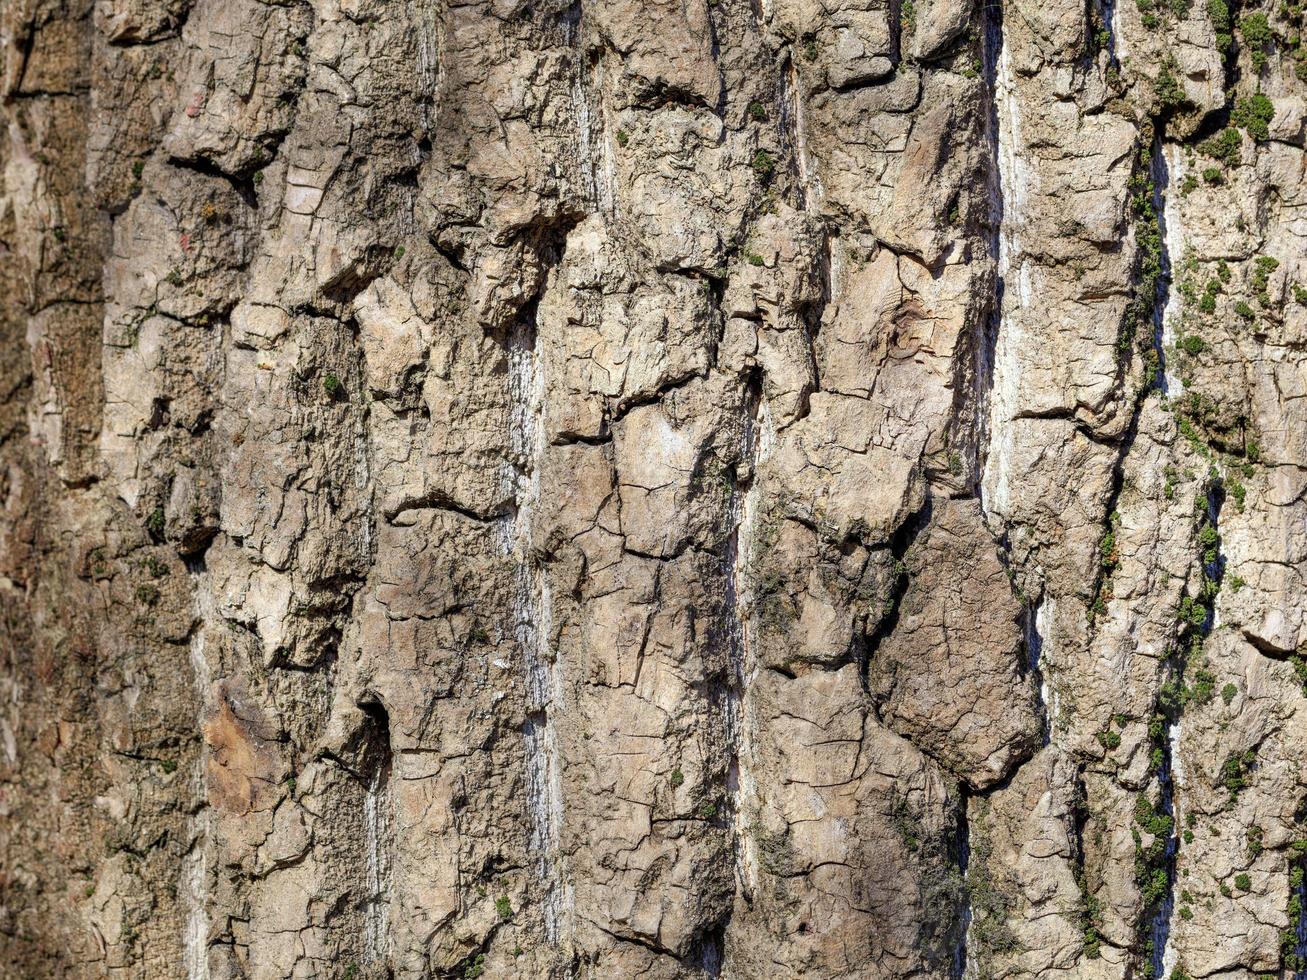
[860,497,932,699]
[1142,482,1226,975]
[1144,713,1179,978]
[359,700,394,966]
[977,0,1010,517]
[721,366,765,922]
[1022,593,1051,745]
[952,788,973,980]
[1292,841,1307,979]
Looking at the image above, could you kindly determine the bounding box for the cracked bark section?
[869,498,1041,793]
[6,0,1307,978]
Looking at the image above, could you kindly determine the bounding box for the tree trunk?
[3,0,1306,978]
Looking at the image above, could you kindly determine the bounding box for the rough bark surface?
[2,1,1306,978]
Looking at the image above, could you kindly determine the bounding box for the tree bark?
[3,1,1306,978]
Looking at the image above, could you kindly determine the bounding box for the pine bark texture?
[2,1,1307,978]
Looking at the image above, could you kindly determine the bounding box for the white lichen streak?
[571,68,595,208]
[1036,598,1057,738]
[567,14,615,218]
[1168,720,1185,821]
[181,811,211,980]
[729,400,775,898]
[982,16,1034,520]
[363,761,391,964]
[415,6,441,101]
[959,817,975,980]
[1160,143,1186,397]
[183,579,215,980]
[354,413,373,564]
[593,60,619,220]
[1109,0,1129,59]
[0,576,19,766]
[1160,720,1185,978]
[787,61,823,213]
[507,327,571,945]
